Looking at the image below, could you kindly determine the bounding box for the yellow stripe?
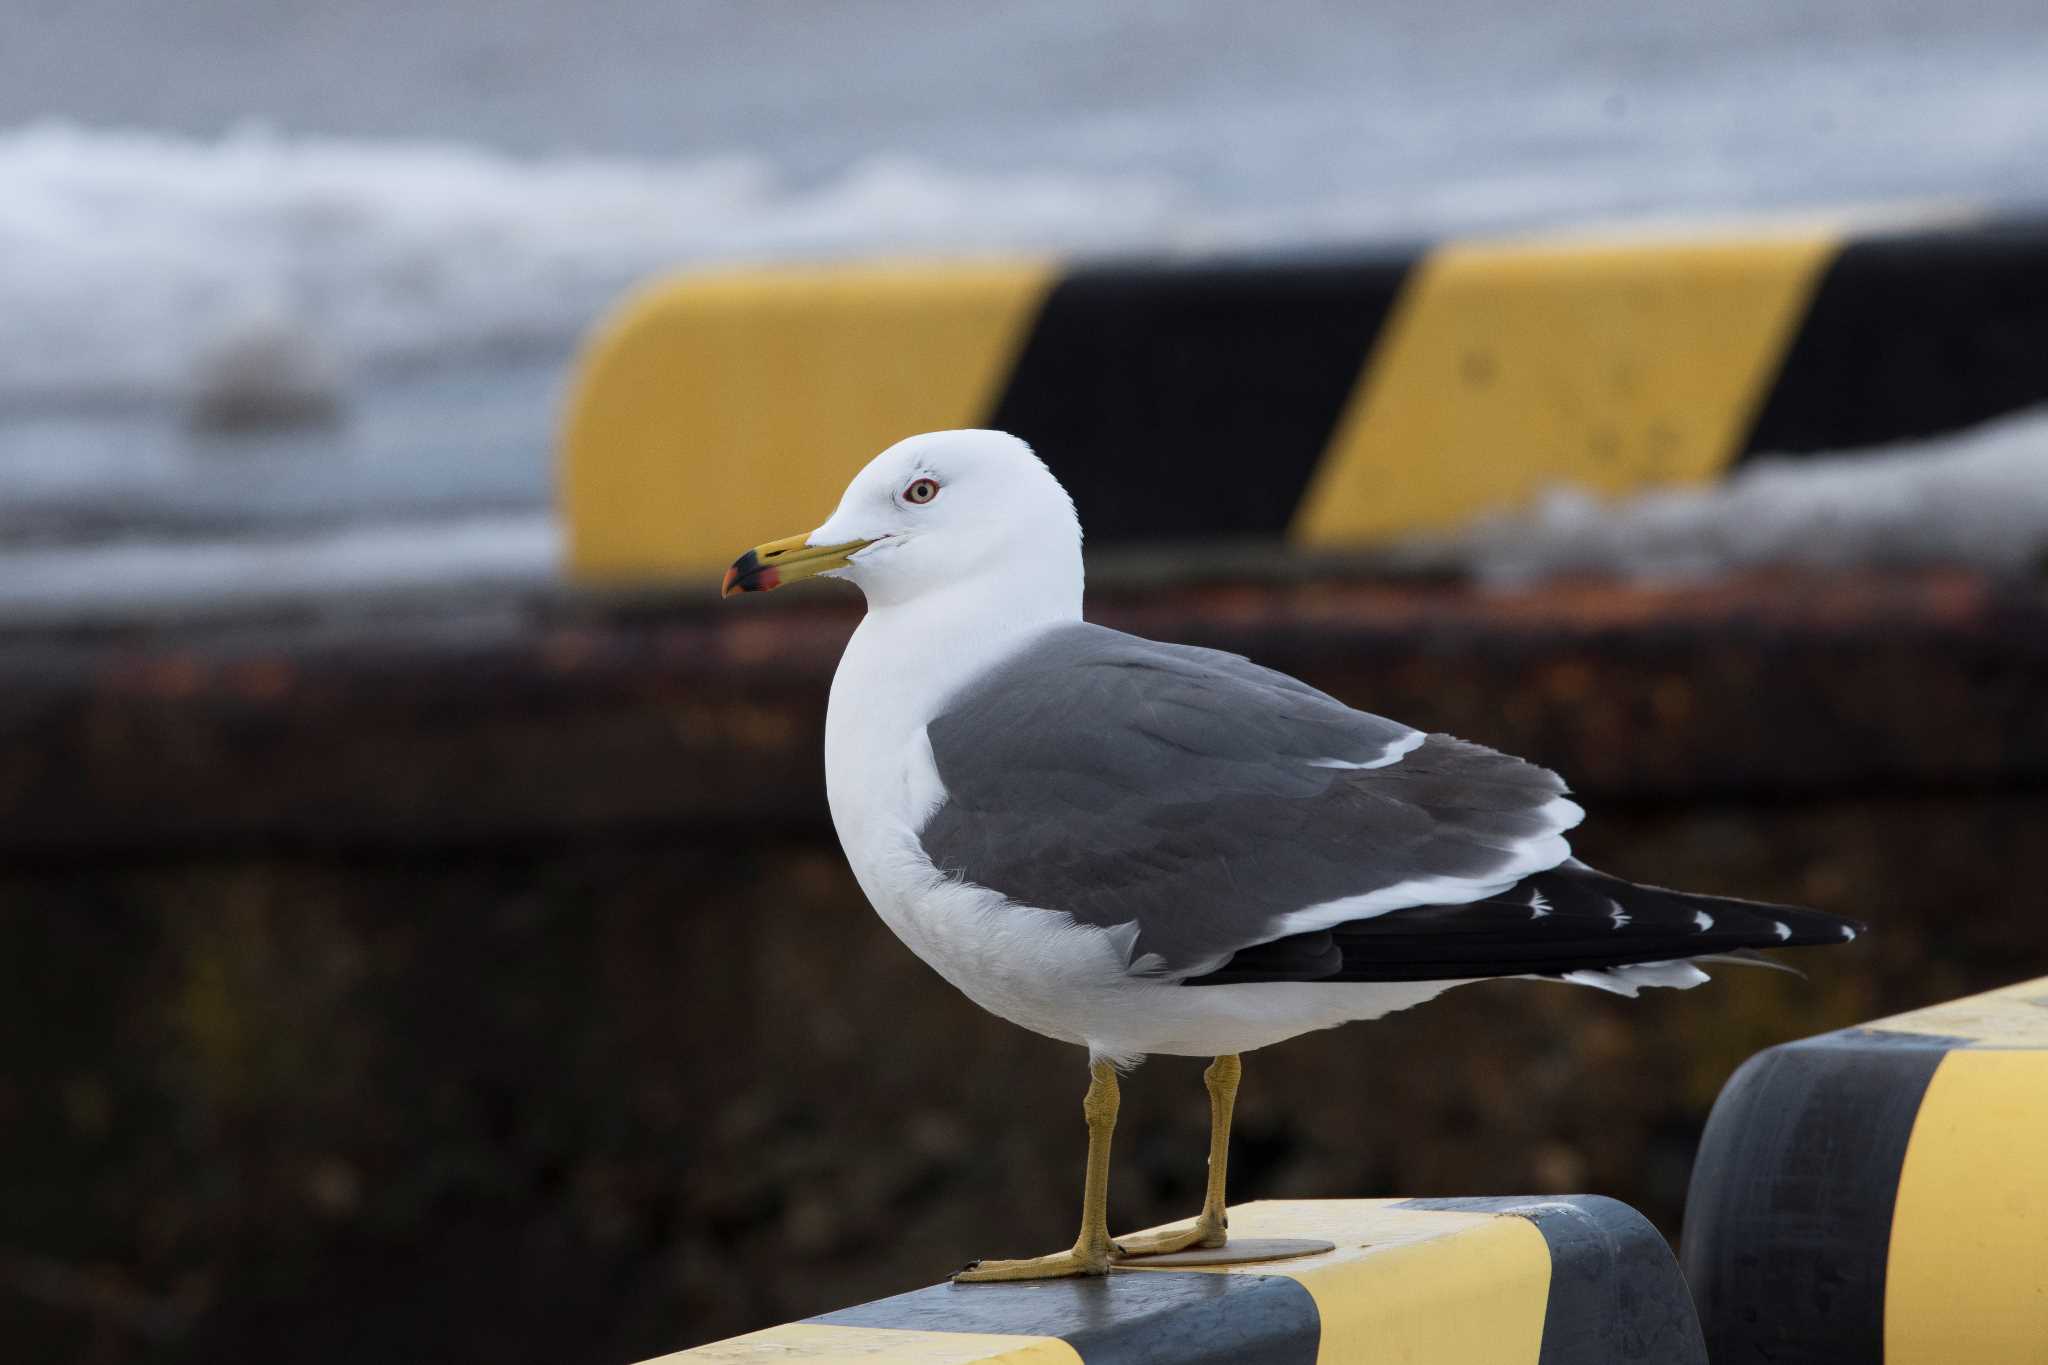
[1292,229,1841,546]
[1141,1199,1551,1365]
[562,258,1055,585]
[1883,1049,2048,1363]
[646,1321,1081,1364]
[1861,975,2048,1047]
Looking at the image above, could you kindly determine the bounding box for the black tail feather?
[1186,863,1864,986]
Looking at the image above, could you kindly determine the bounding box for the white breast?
[825,603,1120,1046]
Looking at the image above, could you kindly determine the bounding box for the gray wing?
[917,622,1582,978]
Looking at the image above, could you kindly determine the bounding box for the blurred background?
[3,3,2046,1363]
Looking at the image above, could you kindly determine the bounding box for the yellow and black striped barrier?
[560,217,2048,584]
[651,1196,1703,1364]
[1680,976,2048,1364]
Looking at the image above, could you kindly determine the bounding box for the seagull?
[722,429,1863,1283]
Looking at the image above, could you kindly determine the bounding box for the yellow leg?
[1114,1054,1240,1258]
[955,1059,1121,1282]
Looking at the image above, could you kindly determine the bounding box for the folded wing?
[918,622,1585,978]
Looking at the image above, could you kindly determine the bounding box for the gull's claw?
[954,1244,1114,1282]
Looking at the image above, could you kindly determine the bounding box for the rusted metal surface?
[0,569,2042,854]
[3,567,2044,1365]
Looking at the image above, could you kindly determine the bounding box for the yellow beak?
[721,533,873,597]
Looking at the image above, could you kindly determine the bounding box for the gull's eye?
[903,477,940,505]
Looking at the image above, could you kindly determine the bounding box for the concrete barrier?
[652,1196,1703,1364]
[1681,975,2048,1364]
[560,218,2048,584]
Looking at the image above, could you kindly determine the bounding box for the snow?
[1443,408,2048,584]
[0,122,1183,411]
[9,410,2043,625]
[0,513,559,625]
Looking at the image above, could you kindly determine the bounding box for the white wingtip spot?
[1693,910,1714,931]
[1528,889,1551,919]
[1773,920,1792,942]
[1606,898,1631,929]
[1841,924,1857,941]
[1308,730,1426,771]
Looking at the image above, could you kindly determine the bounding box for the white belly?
[844,815,1468,1062]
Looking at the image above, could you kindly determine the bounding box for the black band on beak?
[721,547,782,596]
[721,535,872,598]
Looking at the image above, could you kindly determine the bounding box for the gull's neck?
[841,571,1080,725]
[826,569,1080,851]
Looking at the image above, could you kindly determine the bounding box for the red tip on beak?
[721,556,782,597]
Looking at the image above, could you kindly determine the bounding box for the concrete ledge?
[1681,976,2048,1363]
[561,218,2048,584]
[657,1197,1702,1365]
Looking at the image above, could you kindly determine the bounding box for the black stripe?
[810,1268,1318,1364]
[986,253,1412,544]
[1741,221,2048,458]
[1678,1030,1946,1364]
[1401,1195,1707,1365]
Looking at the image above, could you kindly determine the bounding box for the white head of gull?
[723,428,1864,1282]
